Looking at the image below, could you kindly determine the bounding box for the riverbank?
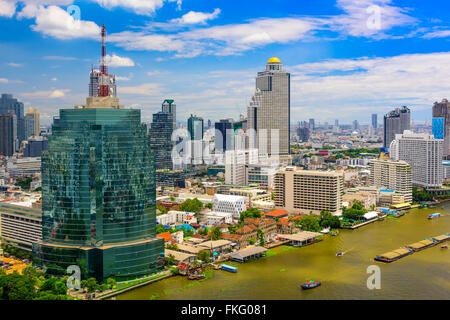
[115,202,450,300]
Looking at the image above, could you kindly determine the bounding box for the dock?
[229,246,268,263]
[374,233,450,263]
[277,231,322,247]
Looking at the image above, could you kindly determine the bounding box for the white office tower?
[212,194,247,219]
[247,57,290,157]
[390,130,443,188]
[225,148,258,185]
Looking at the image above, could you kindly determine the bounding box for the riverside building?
[274,167,344,216]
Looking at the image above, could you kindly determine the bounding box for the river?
[117,203,450,300]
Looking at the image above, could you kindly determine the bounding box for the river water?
[117,203,450,300]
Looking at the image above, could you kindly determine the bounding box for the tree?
[166,243,179,250]
[205,203,213,209]
[320,212,341,229]
[83,278,98,293]
[240,208,261,222]
[179,198,203,213]
[296,214,321,232]
[210,227,222,241]
[156,204,168,214]
[248,239,256,245]
[39,277,67,295]
[106,278,117,289]
[257,229,265,246]
[197,250,210,263]
[0,273,37,300]
[164,254,176,266]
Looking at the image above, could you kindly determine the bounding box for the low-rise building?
[164,249,196,265]
[204,211,233,226]
[212,194,246,219]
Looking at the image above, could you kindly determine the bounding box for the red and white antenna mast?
[99,24,109,97]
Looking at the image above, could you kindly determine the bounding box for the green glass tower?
[33,97,164,281]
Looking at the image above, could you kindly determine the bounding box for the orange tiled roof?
[266,209,289,217]
[291,216,302,220]
[157,232,173,242]
[222,233,242,240]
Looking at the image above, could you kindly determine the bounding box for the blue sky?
[1,0,450,126]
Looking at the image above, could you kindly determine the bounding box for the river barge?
[374,248,414,263]
[221,264,238,273]
[406,239,437,252]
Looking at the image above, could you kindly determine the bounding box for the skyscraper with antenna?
[89,25,116,98]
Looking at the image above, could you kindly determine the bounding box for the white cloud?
[7,62,23,67]
[422,29,450,39]
[289,52,450,120]
[118,83,161,95]
[115,76,131,81]
[21,89,70,98]
[329,0,417,38]
[29,5,100,40]
[0,77,24,84]
[109,31,185,52]
[0,0,16,17]
[92,0,181,16]
[104,54,135,67]
[172,8,220,25]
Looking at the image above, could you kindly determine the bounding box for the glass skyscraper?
[34,102,164,281]
[150,111,174,170]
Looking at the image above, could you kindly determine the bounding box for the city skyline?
[0,0,450,125]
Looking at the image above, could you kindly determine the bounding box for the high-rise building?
[24,107,40,139]
[274,167,344,215]
[149,111,174,170]
[384,106,411,148]
[309,119,315,130]
[0,93,24,145]
[33,26,164,282]
[372,114,377,129]
[390,130,443,189]
[188,114,204,141]
[162,99,176,130]
[0,112,17,156]
[335,119,339,127]
[297,122,310,142]
[225,149,258,185]
[215,119,234,153]
[247,57,290,156]
[369,159,412,203]
[432,99,450,159]
[352,120,359,131]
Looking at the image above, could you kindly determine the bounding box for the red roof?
[266,209,289,217]
[291,215,302,220]
[222,233,242,240]
[157,232,173,242]
[279,217,289,222]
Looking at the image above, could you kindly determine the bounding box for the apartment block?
[274,167,344,216]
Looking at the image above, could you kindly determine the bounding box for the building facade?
[372,114,377,129]
[212,194,247,219]
[225,148,258,185]
[384,106,411,148]
[0,112,17,156]
[432,99,450,159]
[162,99,176,130]
[368,159,412,203]
[34,97,164,281]
[390,130,443,189]
[247,57,290,156]
[149,111,174,170]
[215,119,234,153]
[274,167,344,215]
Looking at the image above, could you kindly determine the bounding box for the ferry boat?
[221,264,238,273]
[428,213,441,219]
[301,281,321,290]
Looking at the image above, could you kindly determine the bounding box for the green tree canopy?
[240,208,261,222]
[210,227,222,241]
[179,198,203,213]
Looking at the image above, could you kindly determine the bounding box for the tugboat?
[301,280,321,290]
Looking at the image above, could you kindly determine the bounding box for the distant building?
[384,106,410,148]
[309,119,315,130]
[0,112,17,156]
[297,122,310,142]
[225,148,258,185]
[368,159,412,203]
[274,167,344,216]
[150,111,174,170]
[215,119,234,153]
[0,94,24,145]
[162,99,176,130]
[156,170,186,188]
[390,130,443,189]
[371,114,377,129]
[432,99,450,159]
[23,136,48,157]
[24,108,40,139]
